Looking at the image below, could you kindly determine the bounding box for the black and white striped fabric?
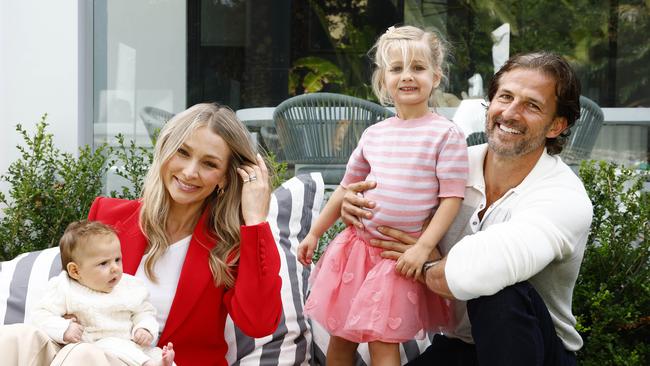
[0,173,324,366]
[225,173,323,365]
[0,246,62,325]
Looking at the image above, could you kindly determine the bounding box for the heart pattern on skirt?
[348,315,361,326]
[371,310,382,321]
[407,291,418,304]
[342,272,354,283]
[388,317,402,330]
[371,291,382,302]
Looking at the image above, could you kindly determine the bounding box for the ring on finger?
[249,176,257,181]
[243,178,250,183]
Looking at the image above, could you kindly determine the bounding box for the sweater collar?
[466,144,560,194]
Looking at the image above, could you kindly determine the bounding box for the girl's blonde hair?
[139,103,264,288]
[369,25,448,106]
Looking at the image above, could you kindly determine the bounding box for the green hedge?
[574,161,649,365]
[0,117,110,260]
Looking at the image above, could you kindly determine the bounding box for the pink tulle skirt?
[304,226,452,343]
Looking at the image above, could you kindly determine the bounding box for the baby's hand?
[396,245,430,279]
[133,328,153,346]
[63,319,84,343]
[297,233,319,266]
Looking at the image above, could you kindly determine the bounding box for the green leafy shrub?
[265,151,289,190]
[0,117,156,261]
[0,116,109,260]
[288,57,345,95]
[575,160,649,365]
[108,133,154,200]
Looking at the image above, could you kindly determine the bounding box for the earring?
[216,186,224,195]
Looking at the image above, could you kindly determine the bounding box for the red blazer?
[88,197,282,366]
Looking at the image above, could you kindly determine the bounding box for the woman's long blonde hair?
[139,103,263,288]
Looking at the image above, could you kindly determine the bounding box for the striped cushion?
[0,173,324,366]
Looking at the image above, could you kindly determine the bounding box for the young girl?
[297,25,469,365]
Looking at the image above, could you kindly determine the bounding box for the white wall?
[0,0,187,197]
[0,0,83,195]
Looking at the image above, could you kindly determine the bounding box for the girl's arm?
[297,185,347,265]
[395,196,462,279]
[307,185,347,238]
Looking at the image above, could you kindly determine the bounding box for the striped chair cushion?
[0,173,324,366]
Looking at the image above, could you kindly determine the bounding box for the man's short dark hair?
[487,52,582,155]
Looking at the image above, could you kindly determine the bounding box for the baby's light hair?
[369,25,448,106]
[59,220,118,272]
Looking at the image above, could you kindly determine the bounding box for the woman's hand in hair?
[237,154,271,226]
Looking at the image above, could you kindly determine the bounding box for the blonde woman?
[0,103,282,366]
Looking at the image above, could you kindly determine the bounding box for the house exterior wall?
[0,0,84,196]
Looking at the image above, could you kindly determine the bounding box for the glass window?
[187,0,650,109]
[94,0,186,142]
[187,0,292,109]
[93,0,186,191]
[94,0,649,172]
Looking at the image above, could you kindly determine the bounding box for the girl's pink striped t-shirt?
[340,112,469,239]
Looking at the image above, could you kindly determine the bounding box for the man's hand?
[369,226,418,260]
[63,318,84,343]
[133,328,154,347]
[340,180,377,228]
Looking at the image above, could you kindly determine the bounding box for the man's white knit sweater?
[439,144,593,352]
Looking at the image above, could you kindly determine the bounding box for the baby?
[31,220,174,366]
